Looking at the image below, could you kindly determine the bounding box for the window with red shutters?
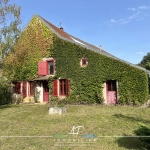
[38,59,55,75]
[53,79,69,97]
[38,61,47,75]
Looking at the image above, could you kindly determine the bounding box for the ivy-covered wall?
[3,15,149,105]
[3,16,54,81]
[49,36,148,105]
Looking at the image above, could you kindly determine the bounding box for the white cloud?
[138,5,149,10]
[128,8,136,11]
[119,19,130,24]
[128,11,141,20]
[136,52,144,55]
[104,5,149,26]
[110,19,117,23]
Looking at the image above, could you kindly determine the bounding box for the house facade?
[3,15,150,105]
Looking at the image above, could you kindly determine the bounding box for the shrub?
[134,123,150,149]
[0,77,11,105]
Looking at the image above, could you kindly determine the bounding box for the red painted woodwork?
[15,82,21,94]
[106,80,117,104]
[53,79,58,96]
[38,61,47,75]
[29,82,35,96]
[66,79,69,97]
[43,81,49,102]
[22,82,27,98]
[53,79,69,97]
[107,91,116,104]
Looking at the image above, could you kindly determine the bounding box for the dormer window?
[81,58,88,67]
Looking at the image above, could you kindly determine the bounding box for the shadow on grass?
[117,135,142,150]
[113,114,150,124]
[0,104,19,109]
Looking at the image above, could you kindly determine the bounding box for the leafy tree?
[138,52,150,70]
[0,0,21,104]
[0,0,21,65]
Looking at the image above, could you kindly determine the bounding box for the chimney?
[99,45,102,51]
[60,27,63,30]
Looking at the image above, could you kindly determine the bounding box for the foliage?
[134,123,150,149]
[138,52,150,70]
[3,15,149,104]
[0,76,11,105]
[3,16,54,80]
[0,0,22,63]
[49,36,148,104]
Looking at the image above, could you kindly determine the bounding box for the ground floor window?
[53,79,69,97]
[13,82,21,94]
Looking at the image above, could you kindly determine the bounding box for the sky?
[12,0,150,64]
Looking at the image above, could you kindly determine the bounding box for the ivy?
[49,36,148,105]
[3,15,149,105]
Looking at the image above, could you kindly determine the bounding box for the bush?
[0,77,11,105]
[134,123,150,149]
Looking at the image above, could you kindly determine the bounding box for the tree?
[0,0,21,64]
[138,52,150,70]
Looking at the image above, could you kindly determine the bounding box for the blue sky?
[12,0,150,64]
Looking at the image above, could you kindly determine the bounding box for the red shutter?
[66,79,69,97]
[38,61,47,75]
[53,79,58,97]
[22,82,27,98]
[16,82,21,94]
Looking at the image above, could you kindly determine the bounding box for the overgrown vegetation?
[3,15,149,105]
[0,77,11,105]
[49,36,148,105]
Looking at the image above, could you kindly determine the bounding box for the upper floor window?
[81,58,88,67]
[38,58,55,76]
[48,60,54,75]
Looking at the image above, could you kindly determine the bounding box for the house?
[3,14,150,105]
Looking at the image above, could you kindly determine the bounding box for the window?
[107,80,116,91]
[48,60,54,75]
[53,79,69,97]
[81,58,88,67]
[60,79,67,96]
[13,82,21,94]
[38,59,55,75]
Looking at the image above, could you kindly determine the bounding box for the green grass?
[0,104,150,150]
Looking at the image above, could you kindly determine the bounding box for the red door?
[22,82,27,98]
[106,80,117,104]
[43,81,49,102]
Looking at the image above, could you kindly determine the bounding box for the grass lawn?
[0,104,150,150]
